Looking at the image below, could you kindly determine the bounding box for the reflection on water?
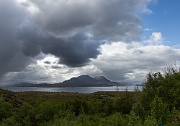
[0,85,143,94]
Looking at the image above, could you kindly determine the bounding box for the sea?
[0,85,143,94]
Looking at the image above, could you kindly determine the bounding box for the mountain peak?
[94,76,111,83]
[94,76,105,79]
[78,75,91,78]
[61,75,114,87]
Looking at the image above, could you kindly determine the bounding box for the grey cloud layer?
[30,0,146,40]
[0,0,151,79]
[0,0,32,78]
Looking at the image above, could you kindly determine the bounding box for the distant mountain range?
[14,75,125,87]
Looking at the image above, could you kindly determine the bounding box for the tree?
[142,67,180,110]
[0,96,12,121]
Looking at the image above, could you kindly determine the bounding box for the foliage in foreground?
[0,66,180,126]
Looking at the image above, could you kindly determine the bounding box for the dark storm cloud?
[18,25,100,67]
[0,0,151,79]
[0,0,32,78]
[44,61,51,64]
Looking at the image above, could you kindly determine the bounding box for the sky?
[0,0,180,85]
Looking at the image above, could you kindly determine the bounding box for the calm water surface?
[0,85,143,93]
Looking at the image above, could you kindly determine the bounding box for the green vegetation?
[0,67,180,125]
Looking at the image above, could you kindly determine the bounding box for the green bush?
[0,96,12,121]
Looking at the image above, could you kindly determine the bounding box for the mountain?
[14,75,122,87]
[61,75,97,87]
[58,75,115,87]
[94,76,111,83]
